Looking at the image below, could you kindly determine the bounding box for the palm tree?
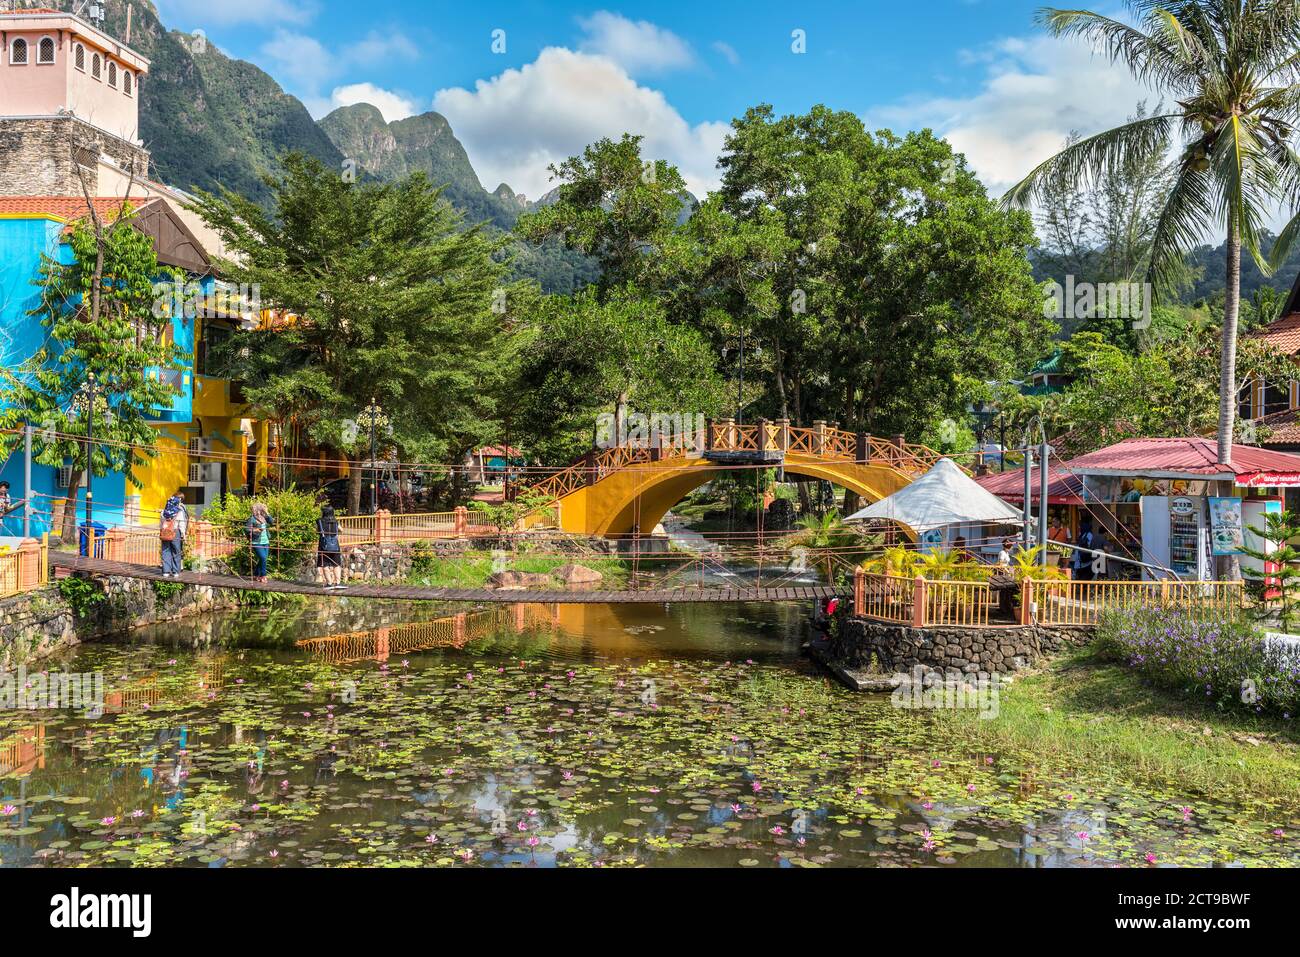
[1006,1,1300,468]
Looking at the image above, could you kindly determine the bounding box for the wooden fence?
[0,536,48,600]
[854,568,1246,629]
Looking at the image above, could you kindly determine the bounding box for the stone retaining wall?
[833,616,1092,677]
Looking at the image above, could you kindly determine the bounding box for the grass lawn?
[406,550,632,589]
[960,642,1300,805]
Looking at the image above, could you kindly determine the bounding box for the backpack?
[161,517,178,542]
[318,519,340,553]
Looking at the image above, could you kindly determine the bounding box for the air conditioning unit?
[55,466,86,489]
[188,463,220,485]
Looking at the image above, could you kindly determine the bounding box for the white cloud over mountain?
[869,35,1157,200]
[576,11,695,74]
[433,47,729,201]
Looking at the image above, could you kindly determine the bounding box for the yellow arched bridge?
[523,419,948,538]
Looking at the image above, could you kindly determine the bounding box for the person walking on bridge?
[316,505,345,591]
[246,503,275,584]
[159,493,189,578]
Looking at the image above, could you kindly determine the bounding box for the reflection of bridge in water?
[296,605,563,663]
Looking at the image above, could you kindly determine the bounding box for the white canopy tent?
[845,458,1024,533]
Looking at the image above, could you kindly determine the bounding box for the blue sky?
[151,1,1153,201]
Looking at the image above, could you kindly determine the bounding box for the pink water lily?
[1075,831,1090,842]
[1180,806,1193,822]
[921,828,936,852]
[269,850,279,858]
[1144,852,1158,865]
[751,781,762,793]
[130,809,145,819]
[1,805,17,816]
[730,804,742,813]
[922,802,934,810]
[426,833,439,844]
[770,826,784,835]
[562,770,573,781]
[100,816,116,826]
[527,836,540,847]
[966,784,976,794]
[517,820,529,832]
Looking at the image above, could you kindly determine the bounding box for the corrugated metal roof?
[1065,437,1300,485]
[975,464,1085,506]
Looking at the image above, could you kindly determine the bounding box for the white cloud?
[869,35,1157,200]
[712,41,740,67]
[260,30,334,94]
[328,83,417,123]
[259,28,420,112]
[154,0,315,26]
[433,47,728,201]
[577,11,695,74]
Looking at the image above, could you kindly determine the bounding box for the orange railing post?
[374,509,391,544]
[454,506,468,539]
[104,527,125,563]
[191,519,211,562]
[854,566,865,616]
[16,538,41,590]
[1019,578,1034,625]
[911,576,927,628]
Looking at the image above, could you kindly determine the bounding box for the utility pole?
[1022,444,1034,552]
[1038,438,1051,565]
[736,327,745,425]
[23,423,32,538]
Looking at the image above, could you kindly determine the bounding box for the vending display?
[1140,495,1210,581]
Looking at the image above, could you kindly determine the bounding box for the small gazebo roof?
[846,458,1024,532]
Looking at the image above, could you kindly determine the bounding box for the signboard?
[1208,497,1244,556]
[1170,497,1196,516]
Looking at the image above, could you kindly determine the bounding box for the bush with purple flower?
[1096,603,1300,720]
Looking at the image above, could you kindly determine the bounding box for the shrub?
[202,487,322,579]
[1096,603,1300,719]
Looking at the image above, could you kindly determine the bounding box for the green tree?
[514,285,724,461]
[1006,1,1300,472]
[0,211,185,540]
[1240,510,1300,631]
[716,105,1054,441]
[191,154,530,513]
[515,134,692,294]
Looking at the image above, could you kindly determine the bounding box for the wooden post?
[757,417,771,452]
[704,418,714,452]
[16,539,41,590]
[856,432,871,464]
[453,506,468,539]
[191,519,211,561]
[776,418,791,452]
[813,420,827,456]
[854,566,865,617]
[911,575,927,628]
[719,417,736,451]
[1019,578,1033,626]
[375,509,391,544]
[104,527,126,563]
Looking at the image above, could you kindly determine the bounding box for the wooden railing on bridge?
[524,418,953,505]
[853,568,1246,628]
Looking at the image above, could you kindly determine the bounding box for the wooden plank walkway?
[50,552,837,606]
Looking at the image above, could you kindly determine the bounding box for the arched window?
[37,36,55,64]
[74,43,85,71]
[91,52,101,79]
[107,61,117,87]
[123,70,133,96]
[10,38,28,65]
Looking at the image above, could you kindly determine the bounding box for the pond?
[2,599,1298,868]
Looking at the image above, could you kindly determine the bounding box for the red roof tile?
[0,196,143,223]
[1252,311,1300,355]
[1065,437,1300,486]
[1253,408,1300,447]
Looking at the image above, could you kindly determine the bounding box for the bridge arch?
[549,451,917,538]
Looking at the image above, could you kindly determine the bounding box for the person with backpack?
[1073,519,1096,582]
[246,503,275,583]
[316,504,345,590]
[159,493,189,578]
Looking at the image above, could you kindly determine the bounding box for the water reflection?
[0,602,1296,868]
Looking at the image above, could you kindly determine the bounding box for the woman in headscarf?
[246,502,275,583]
[159,492,188,578]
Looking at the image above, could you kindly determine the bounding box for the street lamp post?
[356,398,389,515]
[967,400,996,470]
[723,332,760,425]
